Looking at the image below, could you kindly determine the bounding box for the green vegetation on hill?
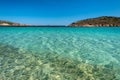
[70,16,120,27]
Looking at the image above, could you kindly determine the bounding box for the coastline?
[0,25,120,27]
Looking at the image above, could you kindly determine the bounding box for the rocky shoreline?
[0,20,29,26]
[1,16,120,27]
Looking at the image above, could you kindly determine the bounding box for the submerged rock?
[0,43,119,80]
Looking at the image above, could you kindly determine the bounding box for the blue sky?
[0,0,120,25]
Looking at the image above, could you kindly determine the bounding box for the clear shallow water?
[0,27,120,80]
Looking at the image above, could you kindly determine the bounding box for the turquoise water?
[0,27,120,80]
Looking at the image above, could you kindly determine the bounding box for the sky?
[0,0,120,25]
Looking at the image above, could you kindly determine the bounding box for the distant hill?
[0,20,28,26]
[70,16,120,27]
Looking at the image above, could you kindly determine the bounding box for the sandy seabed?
[0,43,120,80]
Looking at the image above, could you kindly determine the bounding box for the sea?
[0,26,120,80]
